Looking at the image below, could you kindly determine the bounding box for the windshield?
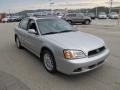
[111,12,118,15]
[37,19,75,35]
[89,13,94,15]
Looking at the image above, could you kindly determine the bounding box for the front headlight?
[63,50,87,59]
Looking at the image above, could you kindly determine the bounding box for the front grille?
[88,64,96,69]
[88,46,105,57]
[88,60,105,69]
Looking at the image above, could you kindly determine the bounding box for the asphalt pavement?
[0,20,120,90]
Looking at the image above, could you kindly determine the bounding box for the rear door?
[77,13,84,22]
[67,14,77,22]
[17,18,29,46]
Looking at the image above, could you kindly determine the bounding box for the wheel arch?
[85,19,91,22]
[83,19,91,24]
[40,46,55,60]
[15,34,17,42]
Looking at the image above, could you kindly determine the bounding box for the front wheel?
[42,50,56,73]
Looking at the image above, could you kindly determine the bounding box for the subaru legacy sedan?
[14,16,110,75]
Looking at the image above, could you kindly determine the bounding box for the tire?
[84,20,90,25]
[15,36,22,49]
[67,20,72,24]
[42,50,56,73]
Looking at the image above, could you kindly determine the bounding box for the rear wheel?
[15,37,22,49]
[67,20,72,24]
[84,20,90,25]
[42,50,56,73]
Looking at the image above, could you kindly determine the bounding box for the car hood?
[44,31,105,53]
[99,15,106,16]
[111,15,118,17]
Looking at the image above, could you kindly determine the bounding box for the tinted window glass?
[67,14,76,17]
[19,18,29,30]
[78,13,84,17]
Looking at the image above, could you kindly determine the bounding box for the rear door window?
[77,13,84,17]
[67,14,76,17]
[19,18,29,30]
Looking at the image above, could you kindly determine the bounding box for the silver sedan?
[14,16,110,75]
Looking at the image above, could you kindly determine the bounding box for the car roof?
[27,16,59,20]
[66,13,83,14]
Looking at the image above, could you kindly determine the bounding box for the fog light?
[73,68,82,72]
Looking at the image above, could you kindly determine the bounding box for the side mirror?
[28,29,37,34]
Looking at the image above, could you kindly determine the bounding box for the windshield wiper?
[42,30,78,35]
[42,32,59,35]
[59,30,77,33]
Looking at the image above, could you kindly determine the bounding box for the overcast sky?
[0,0,120,13]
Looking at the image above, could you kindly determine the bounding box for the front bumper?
[57,49,110,75]
[99,17,107,19]
[110,16,118,19]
